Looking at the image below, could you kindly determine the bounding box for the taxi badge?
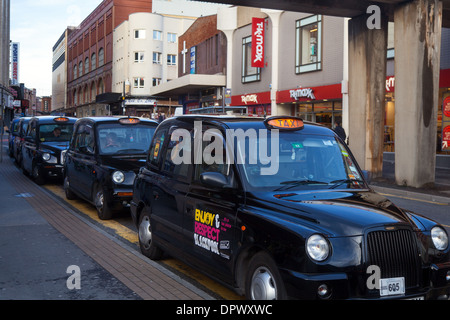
[265,116,304,130]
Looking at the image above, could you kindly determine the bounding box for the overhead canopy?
[150,74,226,99]
[199,0,450,27]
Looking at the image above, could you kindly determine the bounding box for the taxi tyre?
[63,175,77,200]
[245,251,287,300]
[94,186,114,220]
[138,208,164,260]
[32,164,45,185]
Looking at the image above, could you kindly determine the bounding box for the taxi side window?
[161,126,191,180]
[148,127,167,169]
[73,124,95,153]
[193,128,229,182]
[28,123,36,140]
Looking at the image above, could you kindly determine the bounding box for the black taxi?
[63,116,158,220]
[21,116,77,185]
[131,115,450,300]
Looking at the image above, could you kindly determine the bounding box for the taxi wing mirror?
[200,172,233,189]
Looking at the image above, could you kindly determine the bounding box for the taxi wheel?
[94,188,113,220]
[63,176,77,200]
[245,252,287,300]
[138,209,163,260]
[32,165,45,185]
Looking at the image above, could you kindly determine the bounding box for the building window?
[85,57,89,74]
[134,52,145,63]
[167,54,176,66]
[133,77,145,88]
[152,78,161,86]
[167,32,177,43]
[153,52,162,64]
[73,65,77,79]
[98,48,104,67]
[91,53,97,70]
[295,15,322,73]
[134,29,146,39]
[241,36,260,83]
[78,62,83,77]
[153,30,162,40]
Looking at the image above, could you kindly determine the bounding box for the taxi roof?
[75,116,159,126]
[30,115,78,124]
[170,114,334,136]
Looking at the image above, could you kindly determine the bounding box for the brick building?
[66,0,152,117]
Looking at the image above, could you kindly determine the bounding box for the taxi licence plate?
[379,277,405,296]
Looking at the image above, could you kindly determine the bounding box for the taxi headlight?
[431,226,449,251]
[112,171,125,184]
[42,153,51,161]
[306,234,330,262]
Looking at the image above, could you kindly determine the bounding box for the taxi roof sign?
[119,117,140,125]
[264,116,304,130]
[53,117,69,122]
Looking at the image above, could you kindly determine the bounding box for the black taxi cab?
[63,116,158,220]
[21,116,77,185]
[131,115,450,300]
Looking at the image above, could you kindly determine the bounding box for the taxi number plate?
[379,277,405,296]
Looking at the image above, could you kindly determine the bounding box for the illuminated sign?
[54,117,69,122]
[265,116,304,130]
[119,117,140,125]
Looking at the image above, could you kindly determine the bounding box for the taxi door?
[183,126,241,283]
[143,124,192,254]
[21,119,37,174]
[66,121,96,199]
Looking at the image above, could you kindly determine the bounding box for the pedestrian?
[334,121,346,142]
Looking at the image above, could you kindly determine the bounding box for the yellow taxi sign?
[265,116,304,130]
[119,117,140,125]
[53,117,69,122]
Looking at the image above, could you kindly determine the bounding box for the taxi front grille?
[366,228,421,289]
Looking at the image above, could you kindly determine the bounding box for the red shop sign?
[251,17,265,68]
[442,125,450,150]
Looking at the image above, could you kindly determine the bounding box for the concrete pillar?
[394,0,442,188]
[262,9,283,116]
[0,0,10,87]
[348,13,388,178]
[217,6,237,91]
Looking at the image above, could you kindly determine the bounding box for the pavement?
[0,140,449,301]
[0,153,214,300]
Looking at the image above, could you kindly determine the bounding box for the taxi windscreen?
[236,131,365,191]
[97,123,156,155]
[39,124,74,142]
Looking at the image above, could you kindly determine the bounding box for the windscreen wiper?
[329,179,366,189]
[275,179,329,191]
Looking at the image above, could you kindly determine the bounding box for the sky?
[10,0,103,97]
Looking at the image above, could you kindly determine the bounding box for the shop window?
[296,15,322,73]
[241,36,260,83]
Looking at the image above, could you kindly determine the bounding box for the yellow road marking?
[44,184,242,300]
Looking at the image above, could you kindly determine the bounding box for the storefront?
[383,70,450,154]
[230,91,271,117]
[277,83,342,129]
